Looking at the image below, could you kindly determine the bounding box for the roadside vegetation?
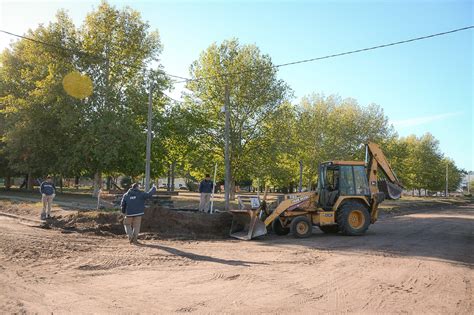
[0,2,466,198]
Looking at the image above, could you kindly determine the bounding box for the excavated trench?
[48,206,233,239]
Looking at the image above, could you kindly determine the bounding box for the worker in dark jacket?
[120,183,156,245]
[198,174,214,212]
[39,176,56,220]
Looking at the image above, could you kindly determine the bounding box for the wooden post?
[210,163,217,213]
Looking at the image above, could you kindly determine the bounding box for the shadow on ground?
[140,243,268,267]
[255,205,474,266]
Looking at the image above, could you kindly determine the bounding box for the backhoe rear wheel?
[319,225,340,234]
[272,218,290,236]
[291,216,312,238]
[337,201,370,236]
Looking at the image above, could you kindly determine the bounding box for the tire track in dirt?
[1,204,473,314]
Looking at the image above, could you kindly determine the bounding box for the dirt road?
[1,204,472,314]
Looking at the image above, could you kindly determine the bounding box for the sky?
[1,0,473,170]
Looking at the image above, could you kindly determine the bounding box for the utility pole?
[93,54,109,197]
[145,80,153,191]
[298,160,303,192]
[224,84,231,211]
[445,163,448,197]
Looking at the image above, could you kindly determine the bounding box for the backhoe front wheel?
[272,218,290,236]
[291,216,312,238]
[337,202,370,236]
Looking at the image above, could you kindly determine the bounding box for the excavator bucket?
[229,209,267,240]
[378,180,403,200]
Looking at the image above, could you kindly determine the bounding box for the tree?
[151,100,203,190]
[0,2,169,194]
[294,94,394,187]
[185,38,291,199]
[74,1,168,195]
[386,133,464,195]
[248,102,300,194]
[0,11,81,188]
[442,158,463,193]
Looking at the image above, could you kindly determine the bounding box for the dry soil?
[0,200,472,314]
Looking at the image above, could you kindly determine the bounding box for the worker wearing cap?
[39,176,56,220]
[121,183,156,245]
[198,174,214,213]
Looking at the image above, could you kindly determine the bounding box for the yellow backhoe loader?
[229,142,403,240]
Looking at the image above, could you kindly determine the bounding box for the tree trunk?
[230,180,236,201]
[167,163,171,192]
[5,175,11,190]
[60,177,63,193]
[27,172,35,190]
[106,176,112,191]
[170,161,175,192]
[93,171,102,197]
[75,176,79,190]
[263,183,269,201]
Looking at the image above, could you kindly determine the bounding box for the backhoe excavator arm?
[366,142,403,222]
[367,142,401,187]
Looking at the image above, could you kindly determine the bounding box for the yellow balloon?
[62,71,93,99]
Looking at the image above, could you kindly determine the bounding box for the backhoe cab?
[229,142,403,240]
[318,161,371,210]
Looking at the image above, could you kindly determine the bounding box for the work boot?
[40,213,46,220]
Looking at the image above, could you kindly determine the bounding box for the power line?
[0,29,190,81]
[276,26,474,68]
[174,25,474,84]
[0,29,95,59]
[2,25,473,86]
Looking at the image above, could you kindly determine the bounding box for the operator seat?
[319,187,338,210]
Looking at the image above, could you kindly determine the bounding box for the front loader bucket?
[378,180,403,200]
[229,209,267,240]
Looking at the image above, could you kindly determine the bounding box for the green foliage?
[184,38,291,185]
[294,94,394,187]
[0,2,169,180]
[0,11,80,177]
[385,134,463,193]
[0,5,463,195]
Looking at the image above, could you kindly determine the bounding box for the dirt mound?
[50,211,124,235]
[50,206,233,239]
[141,207,233,239]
